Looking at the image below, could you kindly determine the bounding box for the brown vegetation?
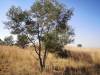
[69,51,93,63]
[0,45,100,75]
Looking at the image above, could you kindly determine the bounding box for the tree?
[0,38,4,45]
[4,0,74,71]
[17,34,29,48]
[77,44,82,47]
[4,36,14,46]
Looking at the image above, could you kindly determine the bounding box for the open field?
[64,45,100,52]
[0,45,100,75]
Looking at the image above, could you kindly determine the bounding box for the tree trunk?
[43,49,48,68]
[39,50,48,72]
[39,56,46,72]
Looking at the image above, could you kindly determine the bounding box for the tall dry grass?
[0,45,39,75]
[0,45,100,75]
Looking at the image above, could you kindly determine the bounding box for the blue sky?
[0,0,100,48]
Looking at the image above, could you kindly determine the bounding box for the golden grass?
[91,52,100,64]
[46,54,92,69]
[64,45,100,64]
[64,45,100,52]
[0,45,100,75]
[0,45,38,75]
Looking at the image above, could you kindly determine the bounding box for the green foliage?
[0,38,4,45]
[77,44,82,47]
[42,31,61,52]
[17,35,29,48]
[4,6,28,34]
[5,1,74,47]
[4,36,14,45]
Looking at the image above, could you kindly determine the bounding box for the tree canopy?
[17,34,29,48]
[4,35,14,45]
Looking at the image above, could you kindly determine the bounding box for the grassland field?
[0,45,100,75]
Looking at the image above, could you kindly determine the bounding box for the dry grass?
[91,52,100,64]
[64,45,100,52]
[46,53,92,69]
[0,45,100,75]
[0,45,38,75]
[64,45,100,64]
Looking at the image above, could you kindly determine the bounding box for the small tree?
[4,36,14,46]
[77,44,82,47]
[5,0,74,71]
[0,38,4,45]
[17,35,29,48]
